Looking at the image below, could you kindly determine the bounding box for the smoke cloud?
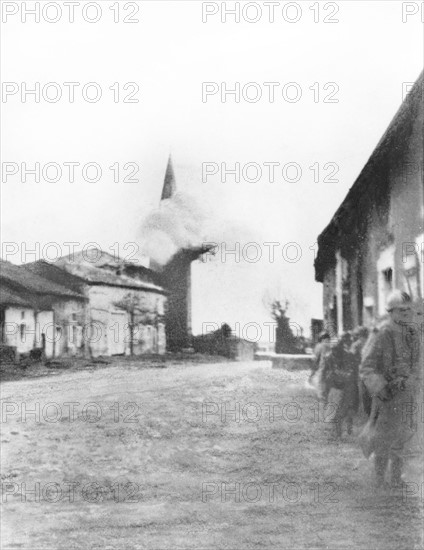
[138,190,263,268]
[137,192,210,266]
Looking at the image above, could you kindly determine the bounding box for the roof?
[52,250,167,294]
[24,260,86,291]
[0,260,85,300]
[161,155,177,200]
[0,284,35,307]
[315,71,424,282]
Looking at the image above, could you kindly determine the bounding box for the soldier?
[403,298,424,485]
[351,326,369,359]
[309,331,331,402]
[350,326,371,415]
[359,290,421,487]
[326,333,359,437]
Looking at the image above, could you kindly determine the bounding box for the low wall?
[271,354,314,371]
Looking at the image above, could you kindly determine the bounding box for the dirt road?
[1,360,422,549]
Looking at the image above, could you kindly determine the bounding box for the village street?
[1,360,422,550]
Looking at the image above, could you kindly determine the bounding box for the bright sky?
[1,1,423,339]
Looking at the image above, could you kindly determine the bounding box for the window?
[402,236,422,300]
[383,267,393,288]
[20,323,26,342]
[146,326,153,347]
[377,245,395,316]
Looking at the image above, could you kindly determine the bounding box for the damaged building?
[149,156,206,351]
[315,72,423,334]
[1,156,204,360]
[24,250,167,357]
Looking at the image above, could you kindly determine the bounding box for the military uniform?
[351,338,372,415]
[330,346,359,436]
[359,319,421,484]
[311,341,331,403]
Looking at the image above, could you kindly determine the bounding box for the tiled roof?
[53,250,166,293]
[58,261,166,292]
[0,261,84,299]
[0,284,34,307]
[23,260,86,292]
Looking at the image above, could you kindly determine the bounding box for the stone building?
[315,72,423,334]
[25,250,167,357]
[152,157,206,351]
[0,260,86,358]
[2,156,204,359]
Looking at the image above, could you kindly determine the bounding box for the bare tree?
[113,293,151,355]
[270,299,298,354]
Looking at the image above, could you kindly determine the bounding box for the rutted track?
[1,360,422,550]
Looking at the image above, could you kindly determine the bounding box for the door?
[109,311,127,355]
[37,311,54,358]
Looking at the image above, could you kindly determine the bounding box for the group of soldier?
[310,290,423,488]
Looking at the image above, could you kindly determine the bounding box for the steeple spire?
[161,155,176,201]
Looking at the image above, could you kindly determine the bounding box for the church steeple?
[161,155,176,201]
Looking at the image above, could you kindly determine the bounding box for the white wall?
[4,307,36,354]
[86,285,167,356]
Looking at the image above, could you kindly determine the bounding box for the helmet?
[385,290,411,312]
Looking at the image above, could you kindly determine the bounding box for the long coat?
[312,341,330,372]
[311,341,331,401]
[359,319,421,458]
[330,347,360,426]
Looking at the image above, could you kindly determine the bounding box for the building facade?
[152,157,205,351]
[26,250,167,357]
[0,260,86,358]
[1,156,203,359]
[315,72,423,334]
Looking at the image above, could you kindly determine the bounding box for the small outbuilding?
[0,260,86,359]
